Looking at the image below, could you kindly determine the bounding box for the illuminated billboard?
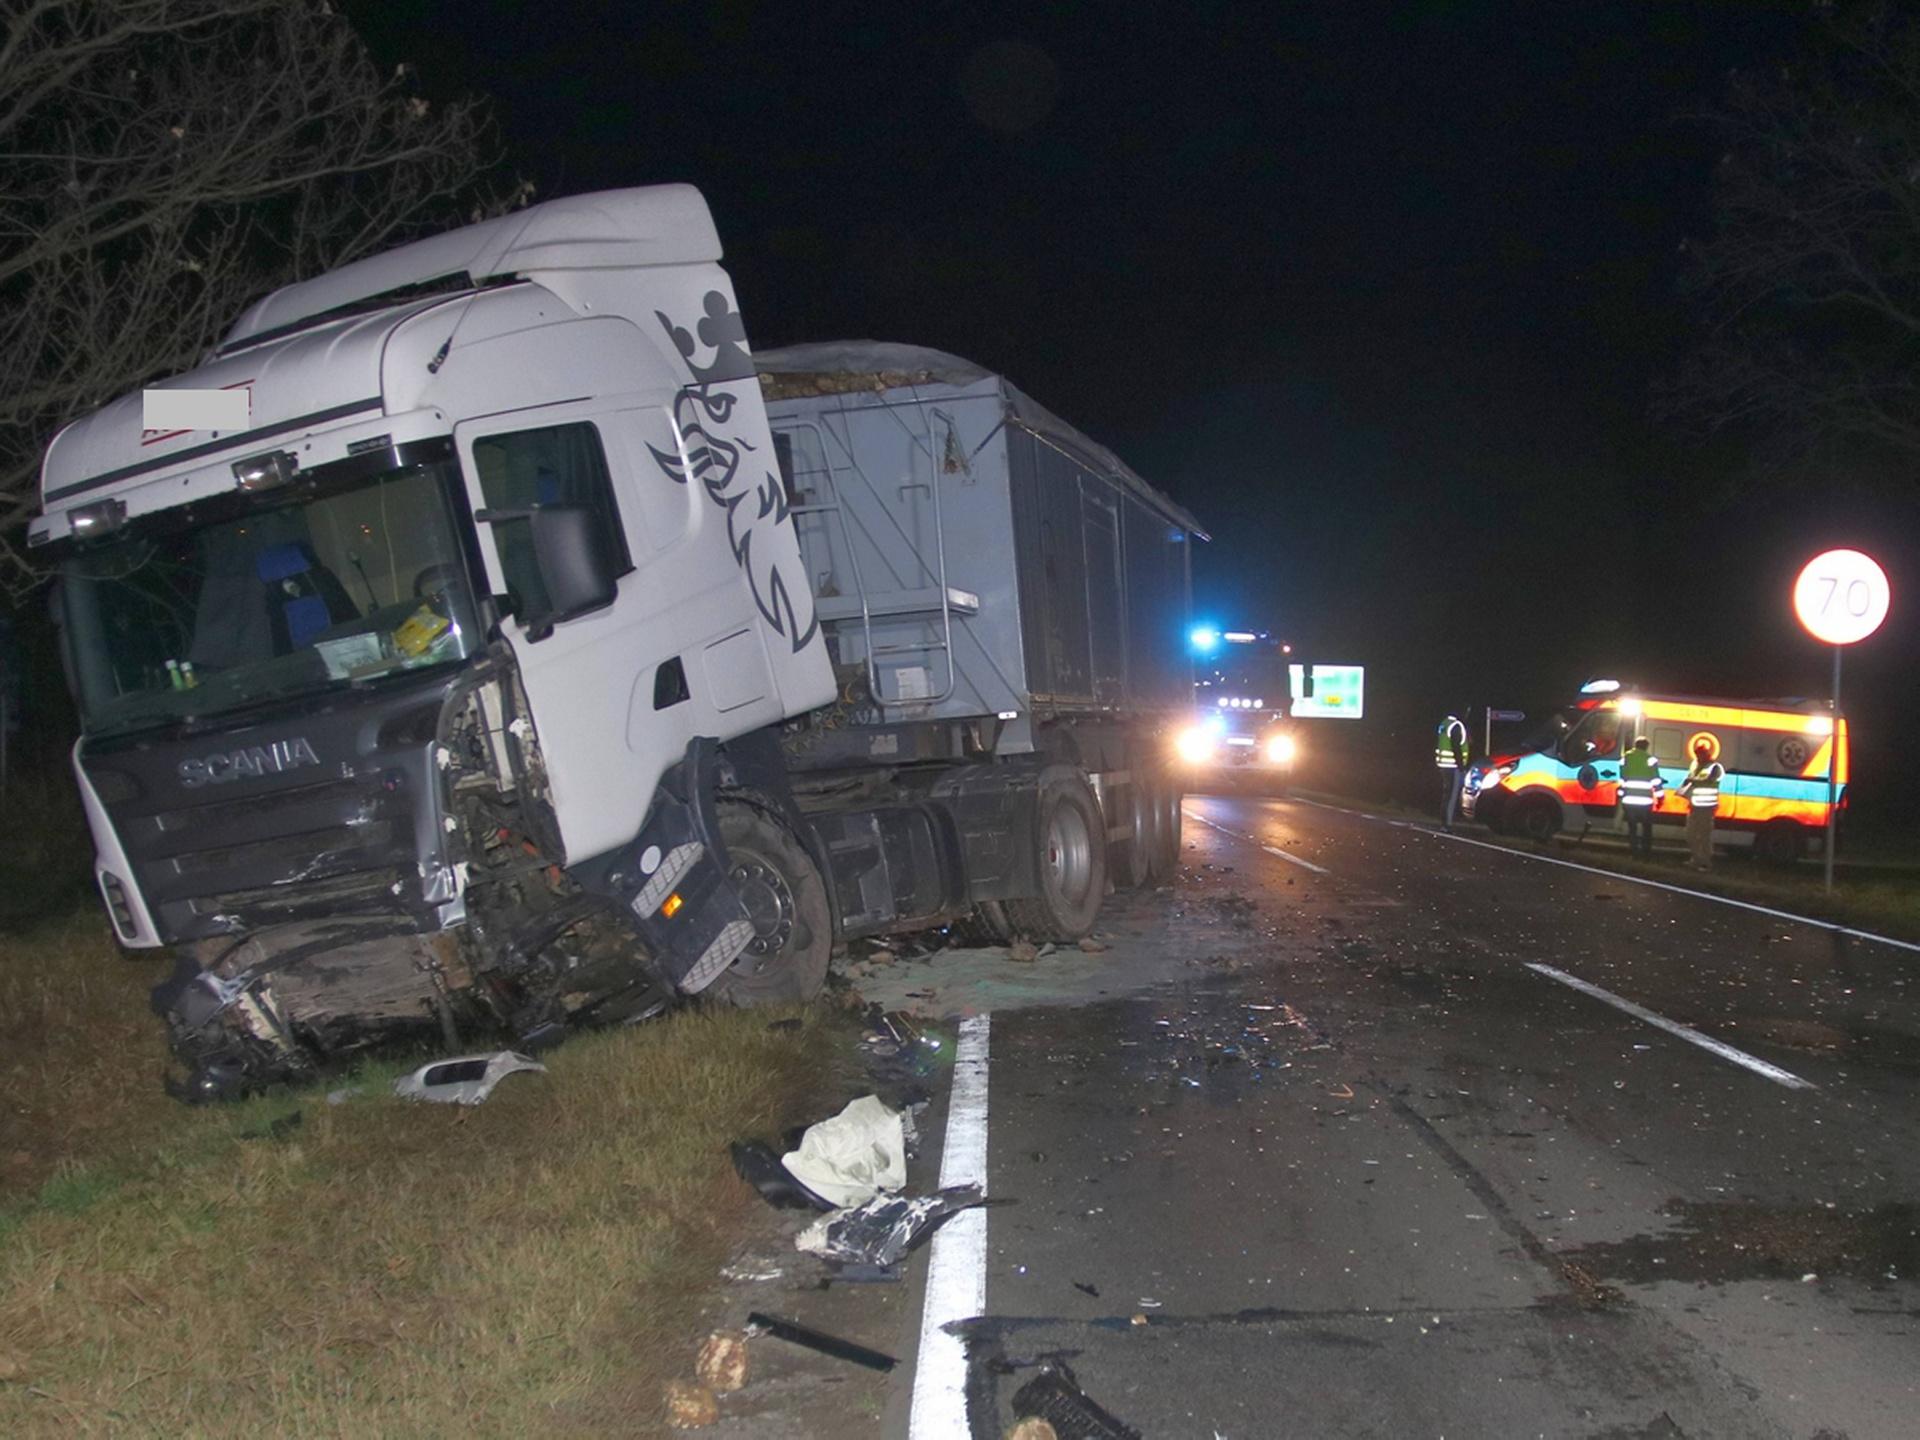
[1289,664,1365,720]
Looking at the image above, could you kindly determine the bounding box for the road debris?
[729,1140,834,1211]
[719,1259,784,1283]
[695,1331,750,1393]
[795,1185,993,1268]
[780,1094,907,1208]
[392,1051,545,1105]
[664,1377,719,1428]
[746,1312,897,1372]
[1006,1421,1061,1440]
[1011,1359,1142,1439]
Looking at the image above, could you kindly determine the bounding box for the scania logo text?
[178,736,321,788]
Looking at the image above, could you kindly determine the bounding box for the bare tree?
[1670,3,1920,490]
[0,0,522,595]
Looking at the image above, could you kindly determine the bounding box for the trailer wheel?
[708,800,831,1007]
[1756,818,1808,867]
[1511,792,1562,843]
[1110,776,1154,889]
[1145,772,1184,883]
[1006,770,1108,941]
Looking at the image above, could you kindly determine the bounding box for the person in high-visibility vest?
[1618,736,1663,859]
[1434,713,1469,832]
[1677,738,1725,871]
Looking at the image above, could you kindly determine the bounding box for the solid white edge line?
[1525,962,1814,1090]
[908,1012,991,1440]
[1185,808,1331,875]
[1293,796,1920,956]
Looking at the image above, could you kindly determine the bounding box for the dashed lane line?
[1526,962,1815,1090]
[1185,809,1331,874]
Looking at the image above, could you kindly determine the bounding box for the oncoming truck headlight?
[1265,733,1296,765]
[1175,725,1216,765]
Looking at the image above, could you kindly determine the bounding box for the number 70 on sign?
[1794,549,1891,646]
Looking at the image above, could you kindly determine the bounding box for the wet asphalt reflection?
[948,794,1920,1439]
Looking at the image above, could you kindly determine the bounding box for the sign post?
[1791,549,1891,893]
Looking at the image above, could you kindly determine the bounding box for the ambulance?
[1462,680,1847,864]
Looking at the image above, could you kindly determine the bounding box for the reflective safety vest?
[1620,749,1662,807]
[1435,718,1467,769]
[1682,760,1724,810]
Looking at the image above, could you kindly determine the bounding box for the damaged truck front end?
[36,186,838,1099]
[56,438,661,1098]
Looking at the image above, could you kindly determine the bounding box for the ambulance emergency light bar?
[1290,664,1365,719]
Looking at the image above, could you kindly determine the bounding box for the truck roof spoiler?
[218,184,720,355]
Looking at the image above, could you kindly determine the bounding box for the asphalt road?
[874,792,1920,1439]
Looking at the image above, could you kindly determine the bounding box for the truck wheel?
[1512,793,1561,843]
[1146,772,1184,883]
[1110,777,1154,889]
[708,800,831,1007]
[1007,771,1107,941]
[1756,819,1807,867]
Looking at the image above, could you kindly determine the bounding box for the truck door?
[455,400,786,864]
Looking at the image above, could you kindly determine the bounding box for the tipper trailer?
[31,187,1204,1097]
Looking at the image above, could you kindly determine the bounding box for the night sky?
[351,1,1915,808]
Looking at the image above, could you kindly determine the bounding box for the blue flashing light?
[1190,625,1221,654]
[1204,712,1227,736]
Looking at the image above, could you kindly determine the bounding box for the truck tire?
[1006,770,1108,941]
[1145,772,1184,883]
[708,799,831,1007]
[1756,818,1807,867]
[1512,792,1562,843]
[1110,776,1154,889]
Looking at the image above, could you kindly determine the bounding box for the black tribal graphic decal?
[650,293,819,654]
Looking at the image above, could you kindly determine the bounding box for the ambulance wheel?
[1756,819,1807,867]
[1110,776,1154,889]
[1512,793,1562,843]
[1007,770,1107,941]
[708,800,831,1007]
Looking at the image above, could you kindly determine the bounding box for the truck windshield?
[1196,646,1290,710]
[58,447,482,736]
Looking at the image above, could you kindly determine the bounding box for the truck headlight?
[1265,733,1296,764]
[1175,726,1216,764]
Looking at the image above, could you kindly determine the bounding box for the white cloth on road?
[780,1094,906,1208]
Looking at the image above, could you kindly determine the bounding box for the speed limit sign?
[1793,549,1890,646]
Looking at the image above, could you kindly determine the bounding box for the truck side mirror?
[474,503,619,639]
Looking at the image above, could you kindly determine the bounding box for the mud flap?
[573,737,754,995]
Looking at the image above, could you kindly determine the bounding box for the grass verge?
[0,912,844,1435]
[1292,787,1920,944]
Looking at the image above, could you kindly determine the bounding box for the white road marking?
[1185,809,1331,875]
[909,1012,991,1439]
[1262,843,1329,875]
[1292,796,1920,956]
[1525,962,1815,1090]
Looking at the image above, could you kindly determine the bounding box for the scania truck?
[31,186,1203,1097]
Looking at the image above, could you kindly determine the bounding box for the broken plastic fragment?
[1011,1359,1141,1439]
[745,1312,897,1371]
[794,1186,990,1268]
[393,1051,545,1105]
